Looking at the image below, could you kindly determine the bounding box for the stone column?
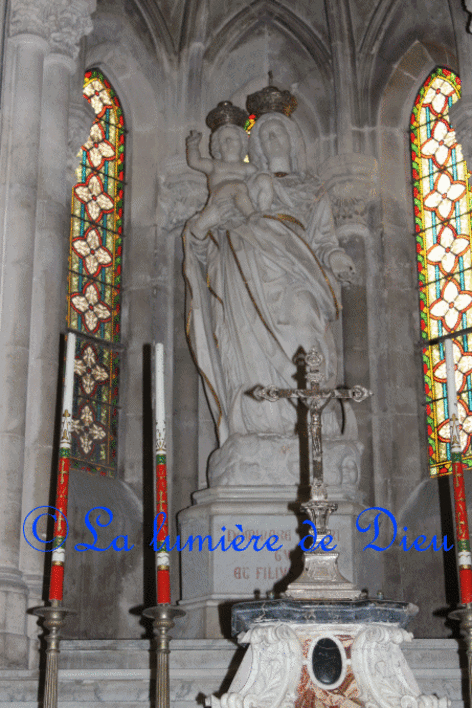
[324,0,357,153]
[20,2,94,665]
[0,0,94,668]
[0,0,51,668]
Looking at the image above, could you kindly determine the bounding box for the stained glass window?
[67,69,124,477]
[412,66,472,476]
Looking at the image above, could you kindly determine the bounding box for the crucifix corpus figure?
[253,346,372,600]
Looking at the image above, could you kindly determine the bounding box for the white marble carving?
[208,427,363,499]
[211,624,303,708]
[183,110,357,471]
[351,626,451,708]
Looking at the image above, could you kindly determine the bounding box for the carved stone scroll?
[211,624,303,708]
[351,625,450,708]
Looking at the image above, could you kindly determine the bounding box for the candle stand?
[449,604,472,708]
[144,604,186,708]
[33,601,76,708]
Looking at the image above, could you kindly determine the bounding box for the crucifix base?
[286,543,362,601]
[285,491,361,601]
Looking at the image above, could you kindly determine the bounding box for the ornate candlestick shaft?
[446,338,472,708]
[155,343,171,604]
[254,346,372,600]
[50,332,76,601]
[143,605,186,708]
[143,343,185,708]
[33,333,77,708]
[33,603,75,708]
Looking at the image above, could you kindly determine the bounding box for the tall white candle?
[61,332,76,449]
[445,337,461,450]
[155,343,166,453]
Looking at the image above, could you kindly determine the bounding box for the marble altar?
[209,600,451,708]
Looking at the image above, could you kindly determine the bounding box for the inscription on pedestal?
[212,515,299,596]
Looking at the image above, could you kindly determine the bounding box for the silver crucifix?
[253,346,371,503]
[253,346,372,600]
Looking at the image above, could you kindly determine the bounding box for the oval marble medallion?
[312,637,343,686]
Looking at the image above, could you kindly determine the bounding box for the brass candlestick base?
[144,604,186,708]
[449,603,472,708]
[33,602,76,708]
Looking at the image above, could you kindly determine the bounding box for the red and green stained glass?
[412,66,472,476]
[67,70,124,477]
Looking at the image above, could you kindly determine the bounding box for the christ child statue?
[186,123,272,239]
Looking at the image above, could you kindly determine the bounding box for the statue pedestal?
[209,600,450,708]
[177,487,366,638]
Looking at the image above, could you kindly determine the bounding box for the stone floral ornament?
[433,338,472,394]
[424,172,467,220]
[83,123,115,170]
[74,344,109,397]
[72,227,113,277]
[429,279,472,331]
[83,79,114,117]
[74,174,114,223]
[423,77,456,116]
[72,403,107,456]
[70,282,112,334]
[421,119,457,167]
[437,397,472,453]
[426,224,469,274]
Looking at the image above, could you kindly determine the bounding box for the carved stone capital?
[10,0,95,59]
[466,0,472,32]
[449,97,472,174]
[319,154,379,230]
[48,0,94,59]
[158,158,207,232]
[10,0,51,40]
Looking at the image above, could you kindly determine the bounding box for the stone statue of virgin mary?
[183,84,356,485]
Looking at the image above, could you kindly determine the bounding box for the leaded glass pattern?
[67,69,124,477]
[411,66,472,476]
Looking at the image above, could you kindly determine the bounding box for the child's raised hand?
[186,130,202,146]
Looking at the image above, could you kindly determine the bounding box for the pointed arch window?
[67,69,125,477]
[411,66,472,476]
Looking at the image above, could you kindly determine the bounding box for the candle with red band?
[445,338,472,605]
[50,332,76,602]
[155,343,171,604]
